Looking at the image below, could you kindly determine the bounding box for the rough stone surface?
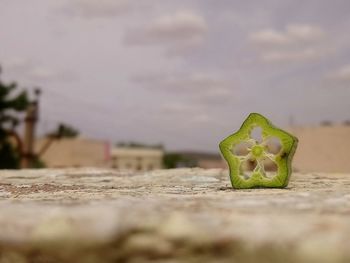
[0,168,350,262]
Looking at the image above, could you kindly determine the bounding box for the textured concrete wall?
[0,168,350,262]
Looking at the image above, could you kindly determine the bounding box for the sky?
[0,0,349,152]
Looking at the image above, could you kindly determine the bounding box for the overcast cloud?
[0,0,349,152]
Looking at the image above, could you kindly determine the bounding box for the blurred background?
[0,0,349,172]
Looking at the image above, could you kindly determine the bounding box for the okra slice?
[219,113,298,189]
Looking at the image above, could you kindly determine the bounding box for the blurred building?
[35,138,110,168]
[36,138,164,171]
[35,124,350,173]
[110,147,163,171]
[289,125,350,173]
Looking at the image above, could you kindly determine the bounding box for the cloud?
[3,57,77,83]
[28,67,77,82]
[131,71,234,106]
[162,103,198,114]
[250,24,324,46]
[160,103,212,124]
[328,65,350,82]
[4,57,32,72]
[260,48,328,63]
[61,0,131,19]
[124,10,207,55]
[132,71,231,94]
[249,24,328,63]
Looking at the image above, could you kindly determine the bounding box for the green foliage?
[117,141,164,150]
[343,120,350,126]
[47,123,79,138]
[0,140,20,169]
[31,157,46,169]
[163,153,197,169]
[320,120,332,126]
[0,66,29,169]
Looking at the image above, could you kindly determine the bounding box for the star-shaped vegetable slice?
[219,113,298,189]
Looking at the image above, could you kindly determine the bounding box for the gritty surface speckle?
[0,168,350,262]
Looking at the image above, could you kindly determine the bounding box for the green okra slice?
[219,113,298,189]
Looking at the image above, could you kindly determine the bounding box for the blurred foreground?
[0,168,349,262]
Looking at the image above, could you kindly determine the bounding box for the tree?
[47,123,79,138]
[37,123,80,159]
[343,120,350,126]
[163,153,197,169]
[0,66,29,169]
[320,120,332,126]
[116,141,163,149]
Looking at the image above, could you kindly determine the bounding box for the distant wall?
[36,138,109,168]
[289,125,350,173]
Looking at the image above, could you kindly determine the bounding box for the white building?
[111,147,163,171]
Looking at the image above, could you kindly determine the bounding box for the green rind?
[219,113,298,189]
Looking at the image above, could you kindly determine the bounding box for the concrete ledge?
[0,168,350,262]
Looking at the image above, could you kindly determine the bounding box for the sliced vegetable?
[219,113,298,189]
